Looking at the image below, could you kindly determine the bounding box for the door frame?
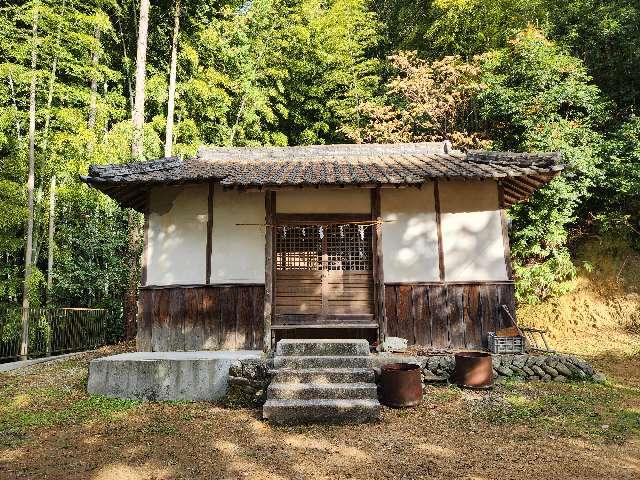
[263,189,386,350]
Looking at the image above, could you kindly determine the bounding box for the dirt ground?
[1,241,639,480]
[1,339,639,480]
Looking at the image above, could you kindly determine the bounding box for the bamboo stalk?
[21,4,40,360]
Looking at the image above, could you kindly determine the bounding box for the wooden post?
[433,180,446,282]
[263,191,275,352]
[371,188,386,344]
[498,182,514,280]
[205,182,214,284]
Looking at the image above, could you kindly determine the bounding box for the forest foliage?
[0,0,638,334]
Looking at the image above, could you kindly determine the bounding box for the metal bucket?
[379,363,422,408]
[454,351,494,389]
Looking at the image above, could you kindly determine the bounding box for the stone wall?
[225,358,273,407]
[422,353,603,384]
[223,352,602,408]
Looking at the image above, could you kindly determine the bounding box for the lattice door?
[275,224,374,319]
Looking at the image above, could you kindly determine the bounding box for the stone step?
[267,382,378,400]
[263,399,381,424]
[275,339,370,357]
[271,367,375,384]
[273,355,372,369]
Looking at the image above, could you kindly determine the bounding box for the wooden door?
[275,221,374,325]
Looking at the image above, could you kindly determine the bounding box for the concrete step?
[263,399,381,424]
[267,382,378,400]
[273,355,372,369]
[271,367,375,384]
[275,339,370,357]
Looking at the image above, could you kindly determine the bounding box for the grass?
[471,379,640,443]
[0,388,139,444]
[0,345,140,447]
[1,346,639,479]
[1,350,638,446]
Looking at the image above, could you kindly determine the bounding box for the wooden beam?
[371,187,386,344]
[223,183,422,193]
[504,180,534,199]
[140,282,265,289]
[502,185,528,202]
[205,182,214,284]
[263,191,276,352]
[514,176,545,190]
[140,192,149,286]
[433,180,446,282]
[503,192,520,207]
[498,183,514,280]
[275,213,371,224]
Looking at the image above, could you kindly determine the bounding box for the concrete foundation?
[87,351,262,401]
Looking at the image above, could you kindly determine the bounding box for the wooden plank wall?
[385,282,515,349]
[138,285,265,351]
[276,271,323,314]
[275,271,374,315]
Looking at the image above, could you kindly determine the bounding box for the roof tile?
[82,142,564,209]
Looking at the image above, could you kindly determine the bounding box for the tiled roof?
[81,142,564,210]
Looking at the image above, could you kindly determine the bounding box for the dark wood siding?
[138,285,265,351]
[384,282,516,349]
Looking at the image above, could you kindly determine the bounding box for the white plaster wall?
[277,188,370,213]
[439,180,508,281]
[146,184,209,286]
[381,186,440,282]
[210,185,265,283]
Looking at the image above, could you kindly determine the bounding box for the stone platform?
[88,351,262,401]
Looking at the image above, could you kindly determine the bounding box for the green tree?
[0,0,134,338]
[594,116,640,245]
[341,52,486,147]
[371,0,547,59]
[478,28,609,302]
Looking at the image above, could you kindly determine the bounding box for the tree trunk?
[42,56,57,153]
[88,27,101,130]
[42,0,65,154]
[126,0,151,342]
[164,0,180,157]
[117,17,135,115]
[46,175,56,304]
[32,186,44,266]
[131,0,150,161]
[21,4,39,359]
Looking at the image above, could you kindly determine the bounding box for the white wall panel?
[210,186,265,283]
[439,180,508,281]
[146,184,208,285]
[381,186,440,282]
[277,188,370,213]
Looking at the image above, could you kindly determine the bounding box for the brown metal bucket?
[379,363,422,408]
[454,351,494,389]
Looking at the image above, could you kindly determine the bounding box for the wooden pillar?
[371,187,386,344]
[498,182,514,280]
[433,180,445,282]
[140,191,150,287]
[133,193,150,345]
[263,191,276,352]
[205,182,214,284]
